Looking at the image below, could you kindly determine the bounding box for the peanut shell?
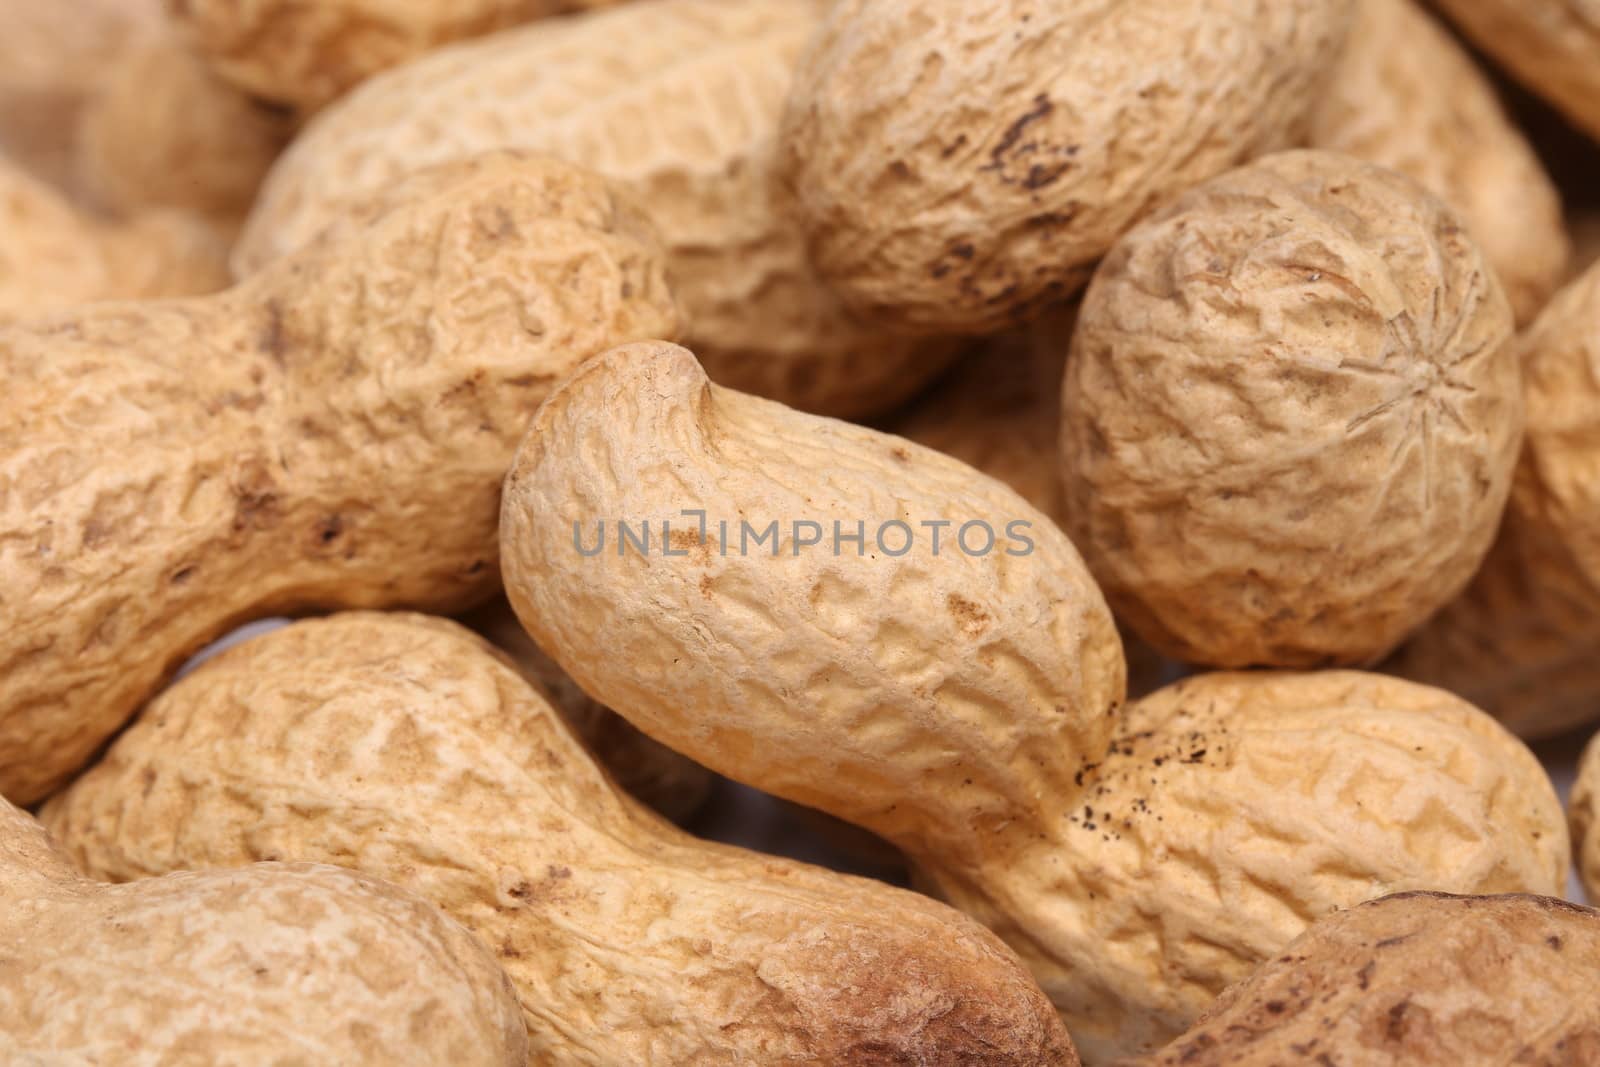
[1062,150,1520,668]
[0,151,678,803]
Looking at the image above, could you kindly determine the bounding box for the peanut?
[0,157,228,318]
[1061,150,1520,668]
[75,24,291,228]
[1309,0,1569,325]
[45,611,1079,1067]
[172,0,631,113]
[777,0,1354,333]
[0,151,678,803]
[497,342,1565,1061]
[1431,0,1600,145]
[1391,259,1600,738]
[1114,892,1600,1066]
[233,0,957,417]
[0,0,164,189]
[462,597,715,823]
[0,797,527,1065]
[1574,733,1600,904]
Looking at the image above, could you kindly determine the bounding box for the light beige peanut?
[1309,0,1569,325]
[777,0,1354,333]
[1112,892,1600,1066]
[171,0,630,113]
[462,597,715,823]
[498,342,1566,1062]
[501,340,1128,875]
[233,0,957,417]
[1391,258,1600,738]
[1577,734,1600,904]
[0,158,229,319]
[889,308,1175,699]
[1431,0,1600,145]
[0,150,678,804]
[44,612,1080,1067]
[1,798,527,1065]
[75,25,292,229]
[0,0,164,189]
[1061,150,1520,669]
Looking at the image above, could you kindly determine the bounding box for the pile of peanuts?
[3,1,1600,1064]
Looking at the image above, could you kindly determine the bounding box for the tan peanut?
[75,25,291,228]
[1430,0,1600,145]
[0,157,229,319]
[889,309,1175,699]
[501,340,1128,874]
[497,346,1566,1061]
[777,0,1354,333]
[0,151,678,804]
[44,612,1080,1067]
[462,597,715,823]
[1309,0,1569,325]
[0,798,527,1065]
[1572,734,1600,904]
[1391,258,1600,738]
[1061,150,1520,669]
[171,0,631,113]
[1112,892,1600,1066]
[0,0,164,189]
[234,0,957,418]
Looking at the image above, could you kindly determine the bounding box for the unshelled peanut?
[0,151,677,803]
[1309,0,1569,325]
[1061,150,1520,669]
[1,798,527,1065]
[1114,892,1600,1066]
[234,0,951,417]
[0,158,228,318]
[1392,258,1600,738]
[463,597,715,823]
[172,0,632,113]
[778,0,1354,333]
[499,342,1566,1061]
[45,612,1079,1067]
[1431,0,1600,144]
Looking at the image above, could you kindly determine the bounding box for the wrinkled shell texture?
[1578,736,1600,904]
[0,801,527,1066]
[890,310,1175,700]
[929,671,1569,1062]
[76,26,291,224]
[1308,0,1569,325]
[463,598,714,823]
[778,0,1354,333]
[0,160,229,320]
[44,613,1078,1067]
[0,0,164,188]
[1432,0,1600,142]
[237,0,947,418]
[1392,260,1600,738]
[1062,150,1521,669]
[501,341,1127,875]
[173,0,627,112]
[1115,892,1600,1066]
[0,151,678,804]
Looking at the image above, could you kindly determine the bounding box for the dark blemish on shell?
[259,300,288,364]
[987,94,1055,170]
